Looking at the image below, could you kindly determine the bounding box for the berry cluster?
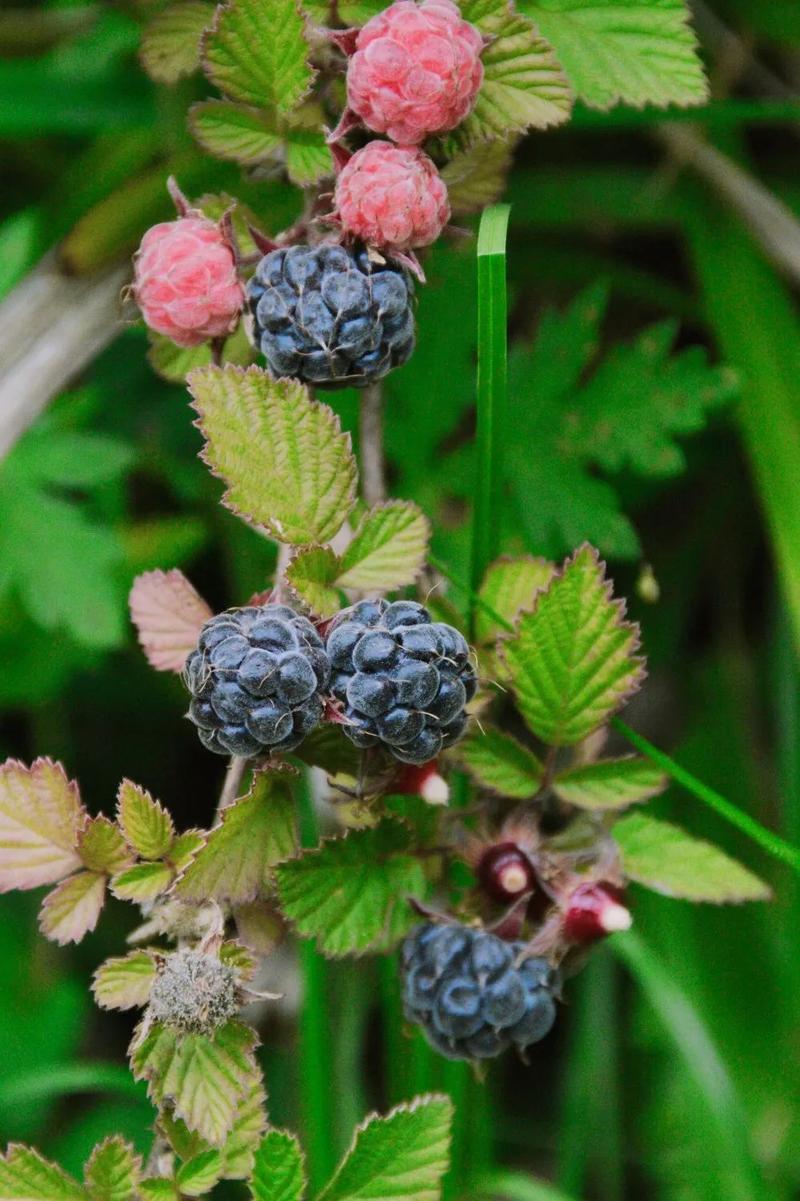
[402,922,560,1060]
[326,599,477,765]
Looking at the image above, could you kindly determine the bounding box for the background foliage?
[1,1,800,1198]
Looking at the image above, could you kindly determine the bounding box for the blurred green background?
[1,1,800,1198]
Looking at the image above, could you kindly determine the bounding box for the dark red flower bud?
[477,842,537,904]
[563,882,631,945]
[393,760,449,805]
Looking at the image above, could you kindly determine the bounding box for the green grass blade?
[0,1063,146,1106]
[476,1171,579,1201]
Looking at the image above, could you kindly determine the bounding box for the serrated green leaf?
[168,829,206,872]
[553,756,667,810]
[117,780,175,860]
[92,950,159,1011]
[251,1130,305,1201]
[275,821,427,956]
[503,545,645,746]
[283,120,334,187]
[140,1,215,84]
[220,1075,269,1177]
[613,813,772,903]
[476,556,555,644]
[318,1095,453,1201]
[458,0,572,143]
[337,502,430,591]
[84,1137,141,1201]
[148,322,253,384]
[521,0,708,110]
[38,870,106,945]
[77,816,132,875]
[0,757,83,892]
[176,1151,224,1197]
[110,860,174,902]
[441,138,515,215]
[189,366,357,545]
[0,1144,87,1201]
[293,725,361,778]
[460,727,543,798]
[286,546,342,618]
[140,1183,178,1201]
[177,773,297,905]
[190,101,283,165]
[130,1019,259,1146]
[203,0,314,113]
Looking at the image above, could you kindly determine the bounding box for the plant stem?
[359,381,386,505]
[217,755,247,815]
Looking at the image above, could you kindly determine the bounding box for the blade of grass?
[0,1063,146,1106]
[477,1171,579,1201]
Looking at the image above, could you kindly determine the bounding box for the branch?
[359,381,386,506]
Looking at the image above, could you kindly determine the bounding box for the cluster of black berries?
[401,922,560,1060]
[326,599,477,765]
[247,244,415,388]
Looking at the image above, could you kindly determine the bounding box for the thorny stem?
[359,381,386,505]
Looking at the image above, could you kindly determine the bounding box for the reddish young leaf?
[129,569,213,672]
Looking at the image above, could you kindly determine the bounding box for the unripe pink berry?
[346,0,485,145]
[335,142,450,251]
[563,882,632,945]
[393,759,449,804]
[133,217,244,348]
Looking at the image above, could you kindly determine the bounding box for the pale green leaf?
[460,727,543,798]
[286,546,342,619]
[318,1095,453,1201]
[284,122,334,187]
[140,1183,179,1201]
[190,101,283,165]
[221,1075,269,1178]
[458,0,572,143]
[38,871,106,945]
[613,813,772,903]
[441,138,515,215]
[337,502,430,591]
[476,556,555,644]
[0,757,83,892]
[503,545,645,745]
[203,0,314,113]
[0,1144,87,1201]
[84,1137,141,1201]
[110,861,174,902]
[177,773,297,905]
[251,1130,305,1201]
[117,779,175,860]
[92,950,159,1011]
[140,1,214,83]
[168,829,206,873]
[189,366,357,545]
[176,1151,224,1197]
[130,1019,259,1146]
[521,0,708,110]
[553,756,667,810]
[77,816,132,875]
[275,821,427,957]
[148,322,254,384]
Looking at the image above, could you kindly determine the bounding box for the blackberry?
[246,244,415,388]
[401,922,560,1061]
[325,599,476,764]
[183,604,330,757]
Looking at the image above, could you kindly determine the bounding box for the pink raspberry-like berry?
[133,217,244,348]
[346,0,485,145]
[334,142,450,251]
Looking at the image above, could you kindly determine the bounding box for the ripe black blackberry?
[401,922,560,1060]
[183,604,330,757]
[325,599,476,764]
[247,243,415,388]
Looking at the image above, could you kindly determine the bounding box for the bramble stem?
[359,381,386,505]
[217,755,247,816]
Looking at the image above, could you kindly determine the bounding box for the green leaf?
[130,1019,260,1146]
[460,728,543,798]
[148,322,254,384]
[476,556,555,644]
[613,813,772,903]
[140,1,215,84]
[168,829,206,872]
[275,821,427,957]
[220,1075,269,1177]
[286,546,342,619]
[293,725,361,778]
[140,1183,179,1201]
[203,0,314,113]
[92,950,159,1011]
[441,138,515,215]
[77,816,132,875]
[337,502,430,591]
[117,779,175,860]
[318,1095,453,1201]
[0,758,83,891]
[521,0,708,111]
[553,756,667,810]
[0,1145,87,1201]
[190,100,332,186]
[38,871,106,946]
[503,545,645,746]
[458,0,572,143]
[110,860,174,902]
[251,1130,305,1201]
[177,773,297,905]
[189,366,357,545]
[176,1151,224,1197]
[84,1137,141,1201]
[129,569,213,674]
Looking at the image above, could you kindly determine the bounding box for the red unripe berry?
[477,842,537,904]
[393,759,449,805]
[563,882,631,945]
[334,142,450,252]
